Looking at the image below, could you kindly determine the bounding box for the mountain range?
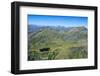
[28,24,88,60]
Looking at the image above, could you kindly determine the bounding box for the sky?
[28,14,88,27]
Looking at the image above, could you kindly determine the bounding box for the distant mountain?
[67,26,87,33]
[28,24,87,33]
[28,24,42,33]
[28,25,87,43]
[28,25,87,46]
[30,26,87,41]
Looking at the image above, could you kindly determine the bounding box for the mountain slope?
[28,25,88,60]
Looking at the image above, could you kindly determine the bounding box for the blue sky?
[28,14,88,27]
